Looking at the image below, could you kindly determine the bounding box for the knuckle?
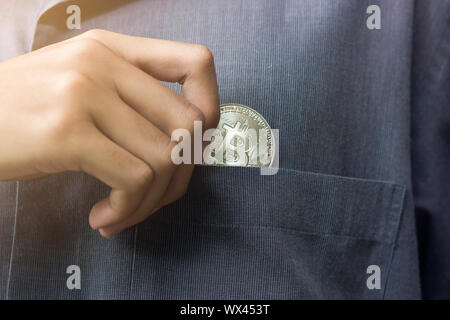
[130,162,154,191]
[82,28,108,41]
[43,113,85,158]
[55,70,92,96]
[45,71,93,145]
[179,101,205,133]
[69,37,105,60]
[190,45,215,69]
[45,107,86,141]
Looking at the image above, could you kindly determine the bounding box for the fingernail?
[99,228,114,239]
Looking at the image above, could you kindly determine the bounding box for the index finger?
[77,29,220,130]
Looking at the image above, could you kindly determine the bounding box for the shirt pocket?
[132,166,405,300]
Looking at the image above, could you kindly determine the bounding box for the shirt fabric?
[0,0,448,299]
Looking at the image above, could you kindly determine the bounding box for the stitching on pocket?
[381,185,407,299]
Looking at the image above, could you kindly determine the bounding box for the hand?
[0,29,219,238]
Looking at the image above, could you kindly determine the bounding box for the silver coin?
[203,103,274,167]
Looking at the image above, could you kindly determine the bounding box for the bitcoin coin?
[203,103,274,167]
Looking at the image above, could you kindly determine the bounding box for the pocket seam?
[148,219,399,245]
[381,185,407,299]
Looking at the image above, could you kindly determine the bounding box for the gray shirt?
[0,0,448,299]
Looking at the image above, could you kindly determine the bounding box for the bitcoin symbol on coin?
[203,104,274,167]
[223,121,250,166]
